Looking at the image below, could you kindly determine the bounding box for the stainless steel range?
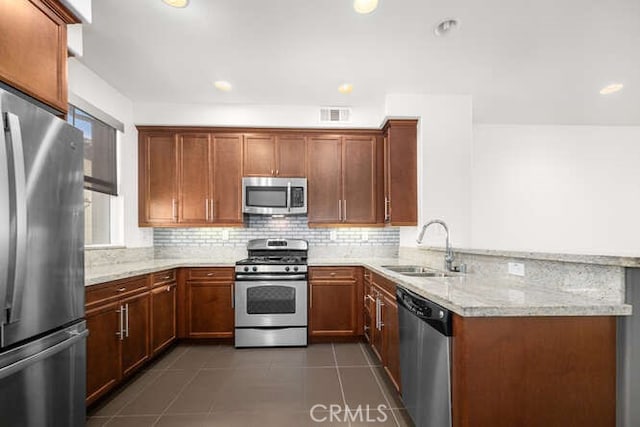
[234,239,308,347]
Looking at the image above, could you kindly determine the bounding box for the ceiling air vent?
[319,107,352,124]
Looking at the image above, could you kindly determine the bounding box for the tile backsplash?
[153,216,400,248]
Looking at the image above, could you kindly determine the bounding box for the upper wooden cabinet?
[137,124,415,228]
[243,133,306,177]
[383,120,418,225]
[0,0,78,113]
[307,134,379,225]
[138,130,243,227]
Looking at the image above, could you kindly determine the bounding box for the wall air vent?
[319,107,352,124]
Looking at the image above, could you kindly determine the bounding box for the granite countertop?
[85,257,632,317]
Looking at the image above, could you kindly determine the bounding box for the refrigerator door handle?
[0,328,88,381]
[0,113,10,327]
[5,113,27,324]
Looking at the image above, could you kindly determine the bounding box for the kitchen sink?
[381,265,454,278]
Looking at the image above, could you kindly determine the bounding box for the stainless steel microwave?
[242,177,307,215]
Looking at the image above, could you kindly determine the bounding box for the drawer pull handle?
[330,272,336,276]
[163,275,171,280]
[116,287,126,293]
[207,273,214,276]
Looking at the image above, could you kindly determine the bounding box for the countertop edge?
[85,258,632,318]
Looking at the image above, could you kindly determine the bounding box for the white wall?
[471,124,640,256]
[134,102,384,128]
[68,58,153,248]
[385,94,473,249]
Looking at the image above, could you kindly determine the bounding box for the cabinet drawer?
[86,276,149,307]
[309,267,358,281]
[372,273,396,297]
[187,267,234,281]
[151,269,176,286]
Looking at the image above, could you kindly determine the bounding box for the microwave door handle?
[0,113,10,327]
[287,182,291,213]
[5,113,27,324]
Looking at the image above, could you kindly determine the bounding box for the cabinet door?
[139,133,178,225]
[363,272,374,344]
[307,136,342,224]
[187,281,234,338]
[385,120,417,225]
[371,289,384,362]
[211,134,243,224]
[276,135,306,177]
[86,302,121,405]
[151,283,177,355]
[178,133,210,224]
[382,294,401,392]
[243,134,275,176]
[343,136,377,224]
[0,0,71,112]
[309,281,357,336]
[121,292,150,378]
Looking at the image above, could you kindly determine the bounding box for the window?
[67,105,118,246]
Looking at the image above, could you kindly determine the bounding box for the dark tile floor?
[87,343,413,426]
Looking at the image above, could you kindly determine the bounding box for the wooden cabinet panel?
[151,282,177,355]
[120,292,150,377]
[178,133,210,224]
[151,270,176,285]
[307,136,342,223]
[211,134,243,224]
[139,133,178,225]
[86,276,149,309]
[0,0,74,113]
[187,267,234,281]
[243,134,275,176]
[451,315,616,427]
[382,293,401,391]
[186,281,234,338]
[384,120,417,225]
[85,302,121,406]
[276,135,306,177]
[309,266,358,281]
[308,267,362,338]
[343,136,377,224]
[310,281,358,336]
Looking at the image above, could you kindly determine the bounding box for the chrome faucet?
[416,219,455,272]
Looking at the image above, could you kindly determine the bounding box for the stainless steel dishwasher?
[397,286,453,427]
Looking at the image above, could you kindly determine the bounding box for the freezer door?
[0,89,84,348]
[0,321,87,427]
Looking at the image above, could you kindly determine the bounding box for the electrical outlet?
[508,262,525,276]
[361,231,368,241]
[221,229,230,241]
[329,230,337,241]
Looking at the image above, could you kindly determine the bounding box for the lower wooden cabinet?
[184,268,235,338]
[85,301,120,405]
[120,292,151,377]
[365,270,401,392]
[85,276,151,406]
[150,283,177,355]
[309,267,363,337]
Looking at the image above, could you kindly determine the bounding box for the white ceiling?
[80,0,640,125]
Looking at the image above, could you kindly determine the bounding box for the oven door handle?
[235,274,307,281]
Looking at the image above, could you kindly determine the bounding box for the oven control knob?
[293,266,299,272]
[285,266,290,272]
[252,266,258,272]
[243,267,249,272]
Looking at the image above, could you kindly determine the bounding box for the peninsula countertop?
[85,257,632,318]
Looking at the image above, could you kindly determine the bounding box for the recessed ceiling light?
[163,0,189,8]
[338,83,353,94]
[354,0,378,14]
[214,81,232,92]
[434,19,459,36]
[599,83,624,95]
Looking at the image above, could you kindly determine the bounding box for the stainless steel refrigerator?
[0,87,87,426]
